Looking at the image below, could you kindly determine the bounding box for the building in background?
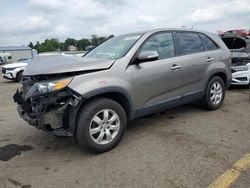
[0,46,37,64]
[68,45,78,51]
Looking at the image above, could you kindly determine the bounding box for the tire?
[201,76,225,110]
[16,71,23,82]
[76,98,127,153]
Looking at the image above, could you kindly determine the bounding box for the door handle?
[206,57,214,62]
[171,64,181,70]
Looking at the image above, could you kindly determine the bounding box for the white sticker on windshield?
[124,36,141,40]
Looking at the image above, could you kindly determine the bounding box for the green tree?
[63,38,77,50]
[90,35,99,46]
[76,38,91,50]
[28,42,34,48]
[108,34,114,39]
[29,34,114,53]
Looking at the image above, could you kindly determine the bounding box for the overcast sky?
[0,0,250,46]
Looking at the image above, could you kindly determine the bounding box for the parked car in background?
[231,50,250,87]
[0,57,4,64]
[2,58,31,82]
[220,29,250,37]
[14,29,232,153]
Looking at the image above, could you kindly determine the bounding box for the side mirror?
[137,50,159,63]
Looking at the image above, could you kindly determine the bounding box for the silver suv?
[13,29,232,153]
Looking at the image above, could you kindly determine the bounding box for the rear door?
[131,32,182,111]
[174,31,217,99]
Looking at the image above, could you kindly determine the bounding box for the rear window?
[175,32,204,55]
[199,33,218,51]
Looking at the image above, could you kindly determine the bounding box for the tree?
[29,34,114,53]
[63,38,77,50]
[76,38,91,50]
[90,35,99,46]
[90,35,113,47]
[28,42,34,49]
[108,34,114,39]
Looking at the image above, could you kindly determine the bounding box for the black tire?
[201,76,225,110]
[16,71,23,82]
[76,98,127,153]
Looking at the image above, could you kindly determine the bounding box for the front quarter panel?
[68,58,134,103]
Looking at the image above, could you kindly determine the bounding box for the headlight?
[25,77,73,100]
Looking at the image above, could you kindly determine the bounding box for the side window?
[175,32,204,55]
[199,33,219,51]
[141,33,175,60]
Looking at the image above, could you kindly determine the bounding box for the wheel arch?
[206,71,228,88]
[16,70,24,82]
[78,87,135,121]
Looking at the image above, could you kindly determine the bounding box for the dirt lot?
[0,75,249,188]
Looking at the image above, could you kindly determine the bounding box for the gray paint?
[23,28,232,117]
[24,55,115,75]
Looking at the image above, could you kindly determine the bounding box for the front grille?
[232,59,250,66]
[2,68,6,74]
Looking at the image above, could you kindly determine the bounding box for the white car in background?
[2,58,31,82]
[231,51,250,87]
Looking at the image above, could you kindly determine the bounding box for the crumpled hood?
[3,62,28,69]
[24,55,115,75]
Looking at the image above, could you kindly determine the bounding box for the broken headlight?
[25,77,73,100]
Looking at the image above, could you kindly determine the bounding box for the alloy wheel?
[89,109,120,145]
[210,82,222,105]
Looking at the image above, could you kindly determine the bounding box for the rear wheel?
[201,76,225,110]
[76,98,127,153]
[16,71,23,82]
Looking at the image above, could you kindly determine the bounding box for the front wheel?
[76,98,127,153]
[201,76,225,110]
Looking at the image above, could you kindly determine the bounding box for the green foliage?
[32,38,60,53]
[30,35,114,53]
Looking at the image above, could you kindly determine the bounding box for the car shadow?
[20,104,198,156]
[229,85,250,90]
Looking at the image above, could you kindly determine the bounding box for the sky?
[0,0,250,46]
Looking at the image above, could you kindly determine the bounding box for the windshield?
[232,52,249,58]
[84,34,142,59]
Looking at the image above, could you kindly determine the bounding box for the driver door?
[131,32,182,114]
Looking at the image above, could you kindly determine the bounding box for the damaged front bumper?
[13,88,82,136]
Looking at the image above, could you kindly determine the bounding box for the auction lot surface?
[0,75,249,188]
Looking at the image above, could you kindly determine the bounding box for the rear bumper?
[13,89,82,136]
